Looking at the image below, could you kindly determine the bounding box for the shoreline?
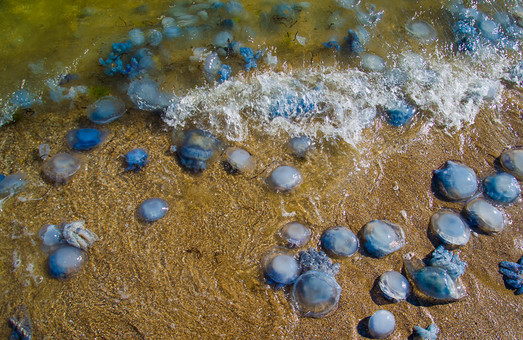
[0,85,521,338]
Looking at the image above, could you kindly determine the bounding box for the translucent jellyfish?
[483,172,521,204]
[368,310,395,339]
[361,220,405,258]
[0,174,28,199]
[47,245,86,279]
[378,271,410,302]
[500,148,523,180]
[203,52,223,82]
[147,29,163,47]
[361,54,386,72]
[138,198,169,222]
[404,247,467,302]
[42,153,82,184]
[432,161,478,201]
[262,247,300,289]
[225,147,256,173]
[39,224,65,251]
[127,78,174,111]
[266,166,303,192]
[129,28,145,46]
[124,148,149,172]
[430,209,471,246]
[384,99,417,126]
[464,198,506,234]
[406,19,437,43]
[287,136,312,158]
[173,129,223,173]
[11,89,41,109]
[86,96,126,124]
[213,31,233,49]
[66,128,108,151]
[291,271,341,318]
[320,226,359,257]
[478,19,501,43]
[279,221,311,248]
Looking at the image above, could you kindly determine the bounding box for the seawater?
[0,0,522,338]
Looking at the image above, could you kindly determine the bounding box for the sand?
[0,82,521,339]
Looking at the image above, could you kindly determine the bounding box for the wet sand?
[0,83,521,338]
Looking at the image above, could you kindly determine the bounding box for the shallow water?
[0,0,522,338]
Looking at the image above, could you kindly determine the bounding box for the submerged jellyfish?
[262,247,301,289]
[368,310,396,339]
[500,148,523,180]
[138,198,169,222]
[124,148,149,172]
[404,246,467,302]
[266,166,303,192]
[432,161,478,201]
[378,271,410,302]
[47,245,86,279]
[174,129,223,173]
[11,89,41,109]
[361,220,405,258]
[361,54,386,72]
[320,226,359,257]
[129,28,145,46]
[0,174,28,199]
[127,78,174,111]
[291,271,341,318]
[87,96,126,124]
[279,221,311,248]
[39,224,65,251]
[430,209,471,246]
[8,305,32,340]
[225,147,256,173]
[406,19,437,43]
[384,99,417,126]
[464,198,506,234]
[42,153,82,184]
[287,136,312,158]
[282,247,341,318]
[483,172,521,204]
[66,128,108,151]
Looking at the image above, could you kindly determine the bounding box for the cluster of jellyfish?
[431,150,523,295]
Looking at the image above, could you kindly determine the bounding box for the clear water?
[0,0,522,338]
